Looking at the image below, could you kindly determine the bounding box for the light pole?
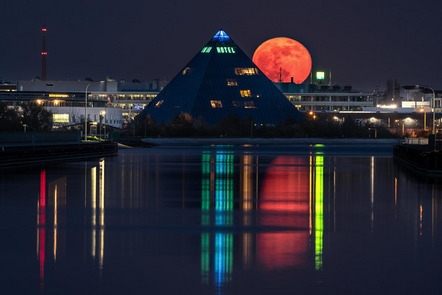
[403,85,436,134]
[84,82,92,141]
[100,110,106,138]
[419,108,427,130]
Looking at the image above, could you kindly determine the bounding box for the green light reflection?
[314,155,324,271]
[201,150,234,286]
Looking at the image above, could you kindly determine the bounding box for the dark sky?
[1,0,442,91]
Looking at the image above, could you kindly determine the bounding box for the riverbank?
[141,137,403,146]
[394,144,442,176]
[0,132,118,168]
[0,141,118,168]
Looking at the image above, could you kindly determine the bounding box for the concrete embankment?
[0,132,117,168]
[141,137,403,146]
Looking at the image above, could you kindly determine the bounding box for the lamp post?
[100,110,106,138]
[403,85,436,134]
[421,85,436,134]
[84,82,92,141]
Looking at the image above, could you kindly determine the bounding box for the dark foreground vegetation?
[0,103,399,139]
[0,102,52,132]
[134,113,398,138]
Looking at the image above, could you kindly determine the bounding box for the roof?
[141,30,305,125]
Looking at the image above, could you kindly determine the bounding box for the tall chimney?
[41,25,47,81]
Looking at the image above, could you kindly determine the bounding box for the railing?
[403,137,429,145]
[0,132,81,145]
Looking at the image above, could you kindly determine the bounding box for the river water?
[1,144,441,294]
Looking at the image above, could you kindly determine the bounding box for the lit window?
[53,114,69,123]
[155,100,164,107]
[240,90,252,97]
[210,100,223,108]
[216,46,236,54]
[244,101,256,109]
[234,68,258,75]
[49,94,69,98]
[182,67,192,75]
[201,47,212,53]
[226,79,237,86]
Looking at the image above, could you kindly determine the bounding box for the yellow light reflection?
[241,155,253,212]
[314,155,324,271]
[420,204,423,236]
[241,154,253,268]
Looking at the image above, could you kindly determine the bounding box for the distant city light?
[376,104,397,109]
[316,72,325,80]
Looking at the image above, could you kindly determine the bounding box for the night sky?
[1,0,442,91]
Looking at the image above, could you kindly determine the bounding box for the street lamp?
[84,82,92,141]
[403,85,436,134]
[419,108,427,130]
[100,110,106,138]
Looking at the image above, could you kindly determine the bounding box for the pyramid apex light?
[211,30,231,42]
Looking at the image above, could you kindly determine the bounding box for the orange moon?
[252,37,312,84]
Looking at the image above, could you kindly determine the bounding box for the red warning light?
[41,52,47,55]
[42,28,47,32]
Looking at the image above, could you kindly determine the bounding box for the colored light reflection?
[89,160,106,273]
[314,155,324,271]
[258,157,309,269]
[200,150,234,287]
[38,169,46,290]
[201,152,210,284]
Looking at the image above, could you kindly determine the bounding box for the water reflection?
[2,145,442,293]
[36,159,106,291]
[37,169,45,290]
[258,156,309,270]
[86,160,105,273]
[200,150,234,289]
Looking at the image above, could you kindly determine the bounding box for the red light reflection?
[39,169,46,289]
[258,157,309,269]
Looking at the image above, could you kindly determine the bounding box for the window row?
[235,68,259,75]
[210,100,256,109]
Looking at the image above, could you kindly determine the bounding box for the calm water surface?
[1,145,441,294]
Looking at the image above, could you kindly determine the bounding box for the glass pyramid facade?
[141,30,305,125]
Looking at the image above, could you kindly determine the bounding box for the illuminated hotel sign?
[316,72,325,80]
[202,46,236,54]
[53,114,69,123]
[216,47,236,54]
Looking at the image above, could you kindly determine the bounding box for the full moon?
[252,37,312,84]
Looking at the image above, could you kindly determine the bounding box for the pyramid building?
[141,30,305,125]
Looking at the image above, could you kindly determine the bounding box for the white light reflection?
[370,156,374,233]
